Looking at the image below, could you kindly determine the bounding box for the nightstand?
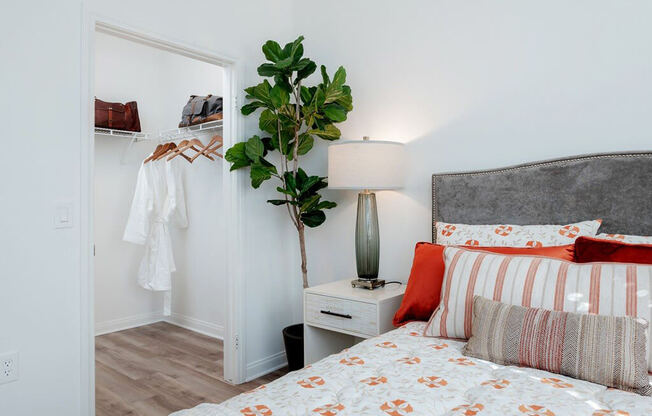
[303,279,406,365]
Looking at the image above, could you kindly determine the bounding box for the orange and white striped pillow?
[435,220,602,247]
[424,247,652,371]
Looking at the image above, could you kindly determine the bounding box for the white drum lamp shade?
[328,139,406,284]
[328,140,406,190]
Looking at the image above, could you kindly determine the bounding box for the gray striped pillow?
[463,296,651,395]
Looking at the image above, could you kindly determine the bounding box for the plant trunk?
[298,223,308,288]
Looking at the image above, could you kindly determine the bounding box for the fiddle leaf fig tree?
[225,36,353,288]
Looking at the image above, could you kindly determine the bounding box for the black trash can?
[282,323,304,371]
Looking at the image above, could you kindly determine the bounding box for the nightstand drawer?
[305,293,378,336]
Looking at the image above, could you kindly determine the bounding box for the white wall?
[93,32,225,336]
[1,2,83,415]
[0,1,295,414]
[291,0,652,296]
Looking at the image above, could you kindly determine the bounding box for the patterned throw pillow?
[423,247,652,371]
[435,219,602,247]
[393,242,575,327]
[596,233,652,244]
[464,296,651,395]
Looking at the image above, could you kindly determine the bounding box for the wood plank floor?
[96,322,287,416]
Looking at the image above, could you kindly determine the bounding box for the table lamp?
[328,137,406,289]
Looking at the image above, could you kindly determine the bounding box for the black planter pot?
[282,323,304,371]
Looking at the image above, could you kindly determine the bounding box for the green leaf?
[261,137,274,153]
[250,163,272,188]
[282,36,305,62]
[267,199,288,206]
[275,56,293,69]
[308,124,341,140]
[300,86,315,105]
[296,168,309,189]
[298,176,320,194]
[323,104,347,122]
[241,101,264,115]
[245,136,265,161]
[312,87,325,108]
[320,65,330,85]
[262,40,284,63]
[331,66,346,88]
[274,74,293,93]
[300,194,320,212]
[225,142,251,171]
[301,210,326,228]
[276,186,296,198]
[253,80,273,104]
[317,200,337,210]
[335,85,353,111]
[313,117,325,131]
[257,63,281,77]
[297,133,314,155]
[258,109,277,134]
[270,85,290,108]
[272,130,292,155]
[292,58,312,71]
[296,60,317,82]
[283,171,297,195]
[258,157,278,175]
[310,178,329,194]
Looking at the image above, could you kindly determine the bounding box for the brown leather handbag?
[95,99,142,132]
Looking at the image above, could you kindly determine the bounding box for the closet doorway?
[80,19,247,415]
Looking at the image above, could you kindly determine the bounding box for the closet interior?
[93,30,232,413]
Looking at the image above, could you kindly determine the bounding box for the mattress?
[172,322,652,416]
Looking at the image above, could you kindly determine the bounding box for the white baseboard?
[165,313,224,340]
[95,311,164,336]
[245,351,287,381]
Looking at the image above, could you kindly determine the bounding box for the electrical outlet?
[0,352,19,384]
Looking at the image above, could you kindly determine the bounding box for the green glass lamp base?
[355,191,380,280]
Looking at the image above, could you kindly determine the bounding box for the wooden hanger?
[189,138,215,161]
[206,142,224,158]
[167,139,200,162]
[151,142,192,163]
[190,135,223,162]
[144,143,173,164]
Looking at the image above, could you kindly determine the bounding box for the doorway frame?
[80,13,247,415]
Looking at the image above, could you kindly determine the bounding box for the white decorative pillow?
[435,219,602,247]
[596,233,652,245]
[423,247,652,371]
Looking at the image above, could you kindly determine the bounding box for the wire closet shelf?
[95,120,223,164]
[94,119,223,143]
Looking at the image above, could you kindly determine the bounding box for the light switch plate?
[54,202,74,229]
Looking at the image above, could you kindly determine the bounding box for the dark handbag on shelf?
[179,95,223,127]
[95,99,142,132]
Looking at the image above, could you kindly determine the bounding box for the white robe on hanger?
[123,156,187,315]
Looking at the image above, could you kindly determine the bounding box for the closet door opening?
[84,21,246,416]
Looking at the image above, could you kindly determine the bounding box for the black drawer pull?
[320,310,352,319]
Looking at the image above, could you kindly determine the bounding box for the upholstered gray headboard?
[432,151,652,242]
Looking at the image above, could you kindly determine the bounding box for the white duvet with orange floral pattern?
[172,322,652,416]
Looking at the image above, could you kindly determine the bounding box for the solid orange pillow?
[392,242,575,326]
[575,236,652,264]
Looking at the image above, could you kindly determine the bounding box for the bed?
[174,151,652,416]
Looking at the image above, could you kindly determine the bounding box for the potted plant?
[225,36,353,370]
